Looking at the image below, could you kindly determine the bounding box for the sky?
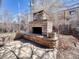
[0,0,30,16]
[64,0,79,6]
[0,0,79,16]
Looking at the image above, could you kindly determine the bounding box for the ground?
[0,33,57,59]
[57,34,79,59]
[0,33,79,59]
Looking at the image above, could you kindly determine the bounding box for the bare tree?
[19,14,29,33]
[2,10,12,33]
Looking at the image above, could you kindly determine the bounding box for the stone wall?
[1,33,79,59]
[0,33,58,59]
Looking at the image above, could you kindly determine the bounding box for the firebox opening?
[32,27,42,35]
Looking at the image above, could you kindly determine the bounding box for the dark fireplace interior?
[32,27,42,35]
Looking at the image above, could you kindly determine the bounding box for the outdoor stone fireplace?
[29,10,53,37]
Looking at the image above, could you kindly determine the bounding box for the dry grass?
[57,34,79,59]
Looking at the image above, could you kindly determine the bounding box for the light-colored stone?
[19,46,32,58]
[32,55,38,59]
[34,48,45,57]
[0,40,57,59]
